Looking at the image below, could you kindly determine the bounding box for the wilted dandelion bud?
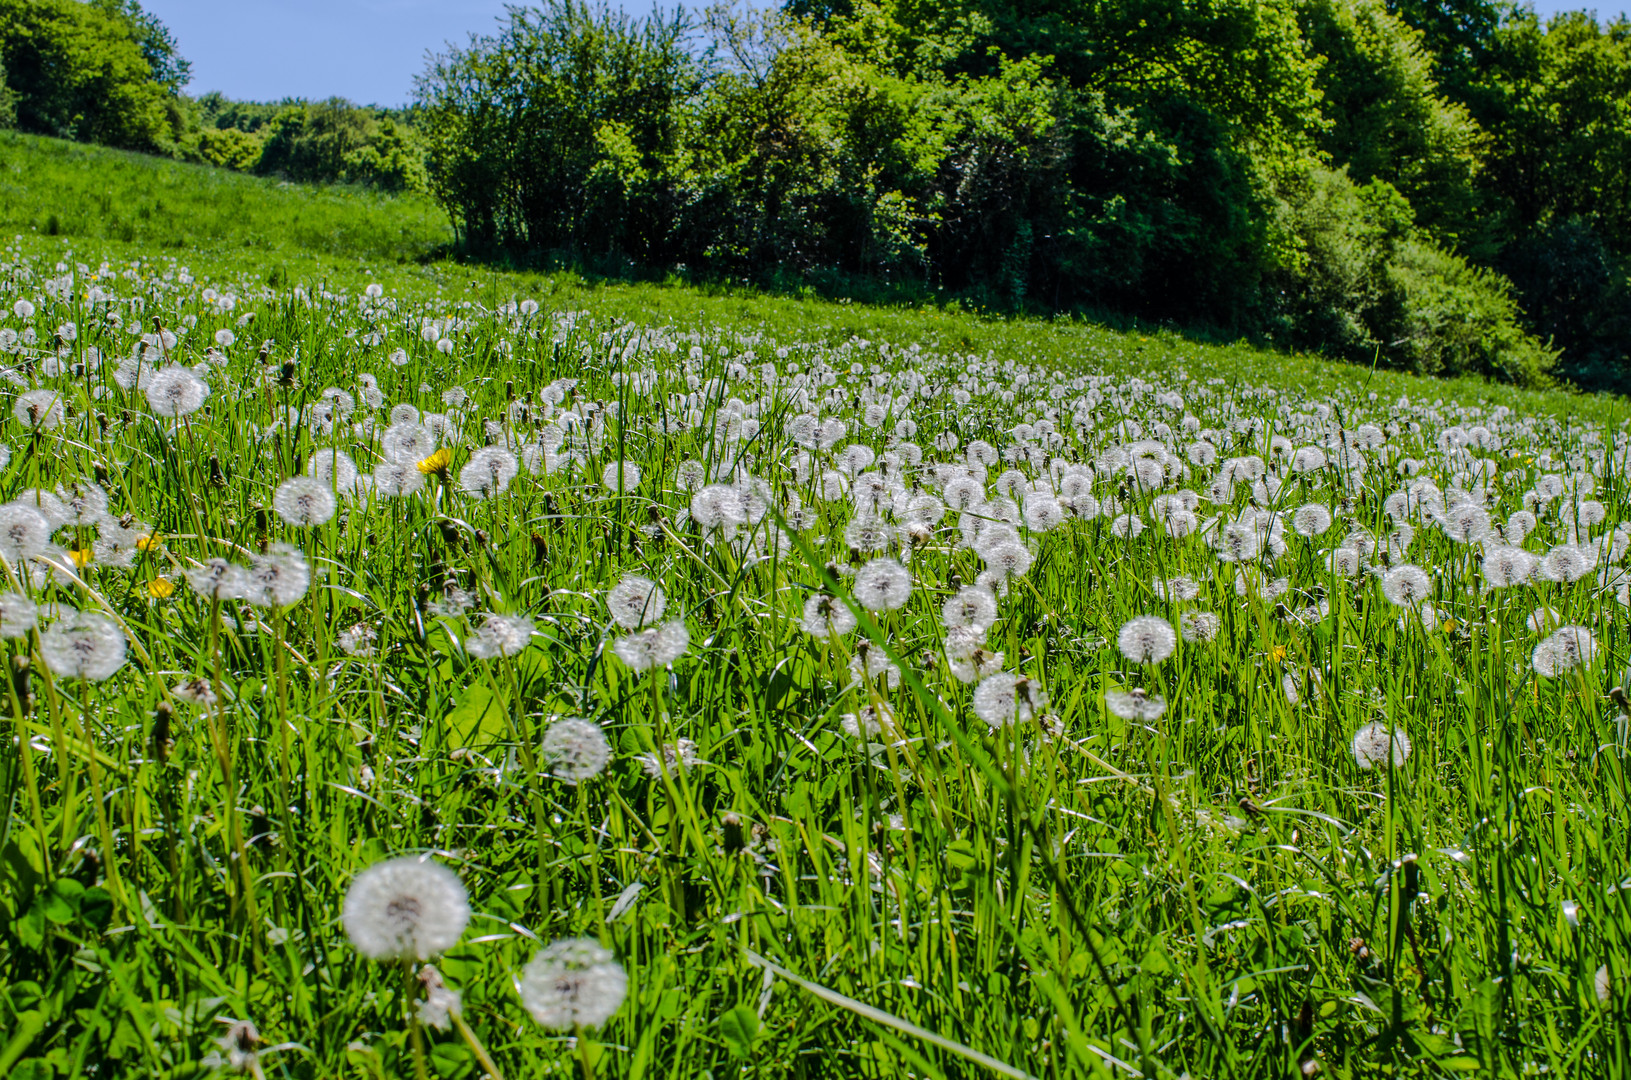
[1350,722,1411,771]
[540,717,611,783]
[465,613,535,659]
[342,856,470,961]
[518,938,628,1030]
[416,965,463,1032]
[607,575,666,629]
[39,610,127,681]
[273,476,338,527]
[1117,615,1177,665]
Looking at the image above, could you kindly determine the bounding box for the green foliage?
[0,58,16,130]
[1300,0,1480,239]
[416,0,696,252]
[256,98,426,192]
[0,0,183,153]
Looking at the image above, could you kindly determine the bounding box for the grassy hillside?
[5,132,1631,1078]
[0,129,1622,429]
[0,130,451,263]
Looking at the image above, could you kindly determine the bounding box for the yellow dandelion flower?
[148,578,175,599]
[136,533,163,552]
[1269,644,1287,663]
[418,447,452,475]
[1440,618,1456,634]
[68,548,94,569]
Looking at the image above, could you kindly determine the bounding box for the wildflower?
[417,447,452,475]
[1533,625,1596,677]
[466,614,535,659]
[518,938,628,1030]
[1117,615,1177,665]
[173,678,219,707]
[273,476,338,527]
[1180,610,1221,642]
[0,503,52,564]
[601,460,641,492]
[186,558,249,601]
[1327,547,1362,576]
[607,575,666,629]
[1291,504,1332,537]
[337,624,378,657]
[0,592,39,638]
[841,703,897,739]
[1351,723,1411,770]
[852,558,913,612]
[459,446,519,498]
[1482,546,1536,588]
[13,388,65,429]
[1105,688,1167,721]
[244,544,310,608]
[541,718,611,783]
[971,671,1048,728]
[690,484,746,531]
[611,620,690,670]
[800,593,857,637]
[144,366,209,417]
[372,462,426,497]
[1380,565,1432,607]
[635,737,700,777]
[342,856,470,961]
[942,586,998,631]
[147,578,175,599]
[39,610,126,681]
[203,1019,264,1076]
[416,966,463,1032]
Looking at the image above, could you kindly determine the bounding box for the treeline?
[0,0,423,190]
[2,0,1628,390]
[415,0,1631,390]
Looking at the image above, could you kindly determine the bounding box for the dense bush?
[415,0,1556,384]
[0,0,186,153]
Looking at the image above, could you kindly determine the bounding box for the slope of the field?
[0,130,1618,421]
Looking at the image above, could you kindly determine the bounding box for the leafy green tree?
[0,58,16,129]
[0,0,182,152]
[1299,0,1480,241]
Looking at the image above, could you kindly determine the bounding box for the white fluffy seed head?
[466,613,535,659]
[1117,615,1177,665]
[519,937,628,1030]
[273,476,338,527]
[39,610,126,681]
[1351,723,1411,771]
[342,857,470,961]
[541,718,611,783]
[607,575,666,629]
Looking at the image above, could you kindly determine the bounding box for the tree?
[0,0,183,152]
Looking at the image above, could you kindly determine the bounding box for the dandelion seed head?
[342,857,470,961]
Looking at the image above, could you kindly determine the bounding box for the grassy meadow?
[1,133,1630,1080]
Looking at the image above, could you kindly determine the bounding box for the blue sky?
[146,0,1621,107]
